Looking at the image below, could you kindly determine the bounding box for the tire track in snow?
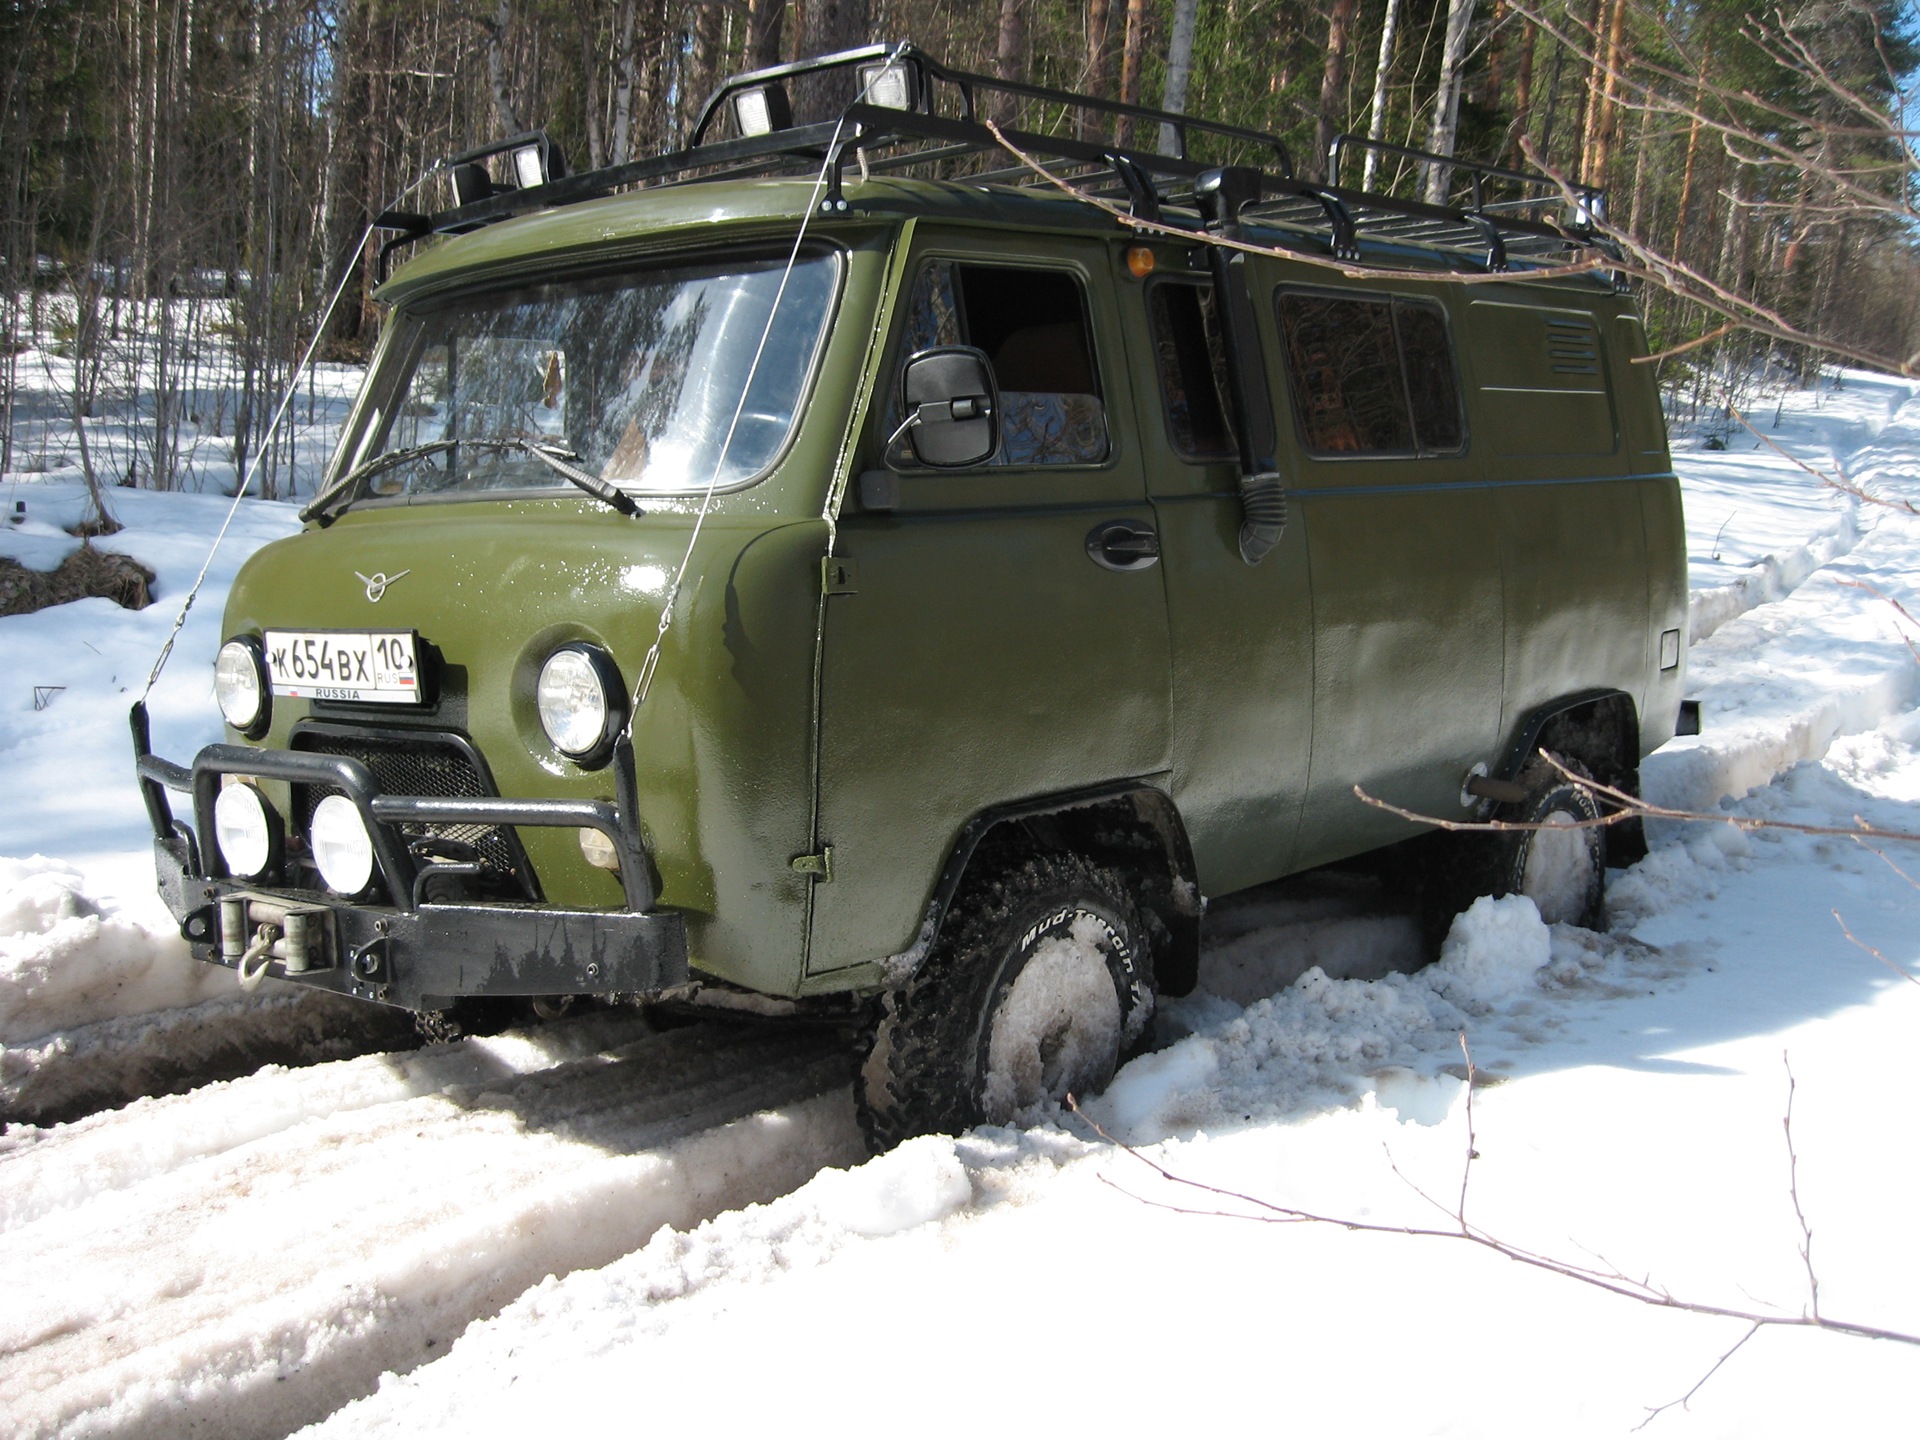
[1650,390,1920,814]
[1687,499,1864,645]
[0,1017,863,1440]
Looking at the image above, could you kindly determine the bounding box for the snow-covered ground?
[4,362,1919,1438]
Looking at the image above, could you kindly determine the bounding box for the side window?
[886,259,1108,468]
[1275,290,1464,457]
[1147,281,1236,461]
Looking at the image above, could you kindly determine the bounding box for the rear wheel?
[857,852,1154,1152]
[1424,753,1607,942]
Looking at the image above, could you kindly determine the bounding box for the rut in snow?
[0,1015,863,1440]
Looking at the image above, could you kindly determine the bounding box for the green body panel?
[809,227,1173,971]
[206,172,1684,1004]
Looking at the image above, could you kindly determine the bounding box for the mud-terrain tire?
[1480,754,1608,924]
[857,853,1154,1152]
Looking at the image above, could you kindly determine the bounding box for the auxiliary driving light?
[733,83,793,137]
[857,60,918,112]
[214,782,277,879]
[536,644,624,766]
[214,637,270,737]
[310,794,375,895]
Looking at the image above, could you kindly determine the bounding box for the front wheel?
[857,853,1154,1152]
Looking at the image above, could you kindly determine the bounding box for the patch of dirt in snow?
[0,544,154,616]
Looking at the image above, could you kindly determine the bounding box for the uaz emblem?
[355,570,409,603]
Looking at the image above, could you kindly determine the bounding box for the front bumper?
[131,704,689,1011]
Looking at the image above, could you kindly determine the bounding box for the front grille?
[291,728,538,901]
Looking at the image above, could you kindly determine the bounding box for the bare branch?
[1635,1322,1763,1430]
[1783,1054,1819,1321]
[1831,909,1920,989]
[1729,409,1919,515]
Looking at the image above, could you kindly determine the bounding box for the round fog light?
[579,826,620,872]
[214,782,276,879]
[310,794,375,895]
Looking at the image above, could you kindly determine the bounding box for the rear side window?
[1276,291,1464,456]
[1147,281,1236,461]
[886,260,1108,468]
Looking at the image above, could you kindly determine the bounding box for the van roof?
[376,42,1618,298]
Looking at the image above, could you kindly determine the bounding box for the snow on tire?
[857,853,1154,1151]
[1490,754,1607,929]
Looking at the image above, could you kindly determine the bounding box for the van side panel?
[1280,275,1506,869]
[1464,296,1651,761]
[1291,474,1507,866]
[1122,246,1314,895]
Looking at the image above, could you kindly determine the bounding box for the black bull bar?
[130,703,689,1011]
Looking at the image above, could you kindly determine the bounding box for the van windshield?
[341,252,838,502]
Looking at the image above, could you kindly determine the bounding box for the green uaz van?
[135,43,1689,1147]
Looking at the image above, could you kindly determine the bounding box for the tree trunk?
[1508,13,1536,168]
[1116,0,1150,148]
[483,0,521,137]
[1585,0,1628,184]
[1159,0,1198,156]
[749,0,785,68]
[1423,0,1477,203]
[993,0,1026,126]
[1314,0,1361,181]
[1363,0,1402,191]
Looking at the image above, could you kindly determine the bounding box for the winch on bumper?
[130,703,689,1011]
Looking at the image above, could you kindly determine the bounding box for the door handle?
[1086,518,1161,573]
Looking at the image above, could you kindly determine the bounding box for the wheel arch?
[908,781,1205,998]
[1499,689,1645,867]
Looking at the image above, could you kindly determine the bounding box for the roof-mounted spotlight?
[856,59,920,112]
[733,83,793,137]
[441,132,566,209]
[449,162,492,208]
[509,135,566,190]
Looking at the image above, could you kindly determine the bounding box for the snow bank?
[1,857,214,1042]
[0,855,410,1125]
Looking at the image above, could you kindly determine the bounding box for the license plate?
[264,629,421,704]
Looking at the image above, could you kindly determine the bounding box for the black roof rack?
[375,41,1615,280]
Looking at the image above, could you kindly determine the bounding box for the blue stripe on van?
[1287,471,1678,501]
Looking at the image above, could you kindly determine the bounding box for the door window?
[886,260,1108,467]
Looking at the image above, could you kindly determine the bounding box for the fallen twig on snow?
[1069,1042,1920,1428]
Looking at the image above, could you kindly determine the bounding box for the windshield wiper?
[300,440,461,523]
[477,438,640,516]
[301,437,640,523]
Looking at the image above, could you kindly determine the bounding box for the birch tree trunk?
[1423,0,1477,202]
[482,0,521,136]
[1363,0,1402,190]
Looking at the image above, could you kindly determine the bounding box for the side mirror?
[898,346,999,468]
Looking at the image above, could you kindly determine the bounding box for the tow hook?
[236,922,283,991]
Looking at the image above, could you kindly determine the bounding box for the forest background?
[1,0,1915,497]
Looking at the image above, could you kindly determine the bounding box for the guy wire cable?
[625,40,911,727]
[138,170,436,704]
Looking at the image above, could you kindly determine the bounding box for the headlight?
[215,637,270,737]
[310,794,375,895]
[214,782,277,879]
[536,645,624,765]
